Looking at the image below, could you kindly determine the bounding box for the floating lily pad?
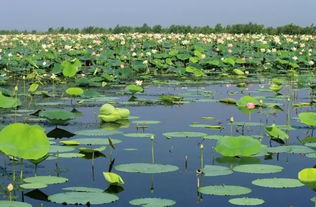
[130,198,176,207]
[63,187,104,193]
[48,192,118,205]
[60,141,80,146]
[267,145,314,154]
[198,185,252,196]
[233,164,283,174]
[203,165,233,176]
[74,129,122,136]
[115,163,178,173]
[232,122,264,127]
[299,112,316,126]
[252,178,304,188]
[123,133,154,138]
[20,183,48,189]
[58,153,85,158]
[39,110,75,125]
[0,201,32,207]
[133,120,160,124]
[49,145,75,153]
[65,87,84,96]
[0,92,21,108]
[228,197,265,206]
[163,131,207,138]
[70,138,121,145]
[24,176,68,185]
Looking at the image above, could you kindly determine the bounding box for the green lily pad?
[163,131,207,138]
[233,164,283,174]
[20,182,48,189]
[130,198,176,207]
[126,84,143,94]
[198,185,252,196]
[203,165,233,176]
[58,153,85,158]
[39,110,75,125]
[123,133,154,138]
[215,136,262,157]
[265,124,288,140]
[252,178,304,188]
[24,176,68,185]
[0,92,21,108]
[267,145,314,154]
[299,112,316,126]
[74,129,122,136]
[115,163,178,173]
[65,87,84,96]
[63,186,104,193]
[0,123,50,160]
[48,192,118,205]
[228,197,265,206]
[133,120,160,125]
[49,145,75,153]
[70,138,121,145]
[0,201,32,207]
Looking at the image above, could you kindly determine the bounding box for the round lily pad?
[24,176,68,185]
[63,186,104,193]
[123,133,155,138]
[0,201,32,207]
[163,131,207,138]
[75,129,122,136]
[267,145,314,154]
[233,164,283,174]
[133,120,160,124]
[48,192,118,205]
[58,153,85,158]
[130,197,176,207]
[203,165,233,176]
[20,183,48,189]
[228,197,265,206]
[198,185,252,196]
[49,145,75,153]
[115,163,179,173]
[70,138,122,145]
[252,178,304,188]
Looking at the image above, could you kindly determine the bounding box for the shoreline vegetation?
[0,23,316,35]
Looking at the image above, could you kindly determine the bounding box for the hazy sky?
[0,0,315,31]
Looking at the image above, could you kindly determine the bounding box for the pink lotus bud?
[246,103,255,109]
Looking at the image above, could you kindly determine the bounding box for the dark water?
[0,76,316,207]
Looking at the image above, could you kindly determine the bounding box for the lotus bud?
[230,116,234,123]
[7,183,13,192]
[200,144,204,150]
[150,135,155,141]
[14,85,18,91]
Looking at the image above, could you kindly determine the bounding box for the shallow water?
[0,75,316,207]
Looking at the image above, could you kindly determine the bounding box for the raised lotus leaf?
[215,136,262,157]
[298,168,316,190]
[103,172,125,185]
[0,92,21,108]
[65,87,84,96]
[265,124,289,140]
[39,110,75,125]
[0,123,50,159]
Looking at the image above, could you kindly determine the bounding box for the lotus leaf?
[130,198,176,207]
[265,124,289,140]
[115,163,179,173]
[233,164,283,174]
[0,123,50,159]
[298,168,316,190]
[0,201,32,207]
[0,92,21,108]
[65,87,84,96]
[252,178,304,188]
[48,192,118,205]
[299,112,316,126]
[103,172,125,185]
[228,197,265,206]
[39,110,75,125]
[198,185,251,196]
[126,84,143,94]
[215,136,262,157]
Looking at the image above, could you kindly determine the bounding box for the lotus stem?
[19,159,24,181]
[151,139,155,164]
[184,155,188,170]
[200,144,204,170]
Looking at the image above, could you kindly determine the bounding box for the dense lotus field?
[0,33,315,207]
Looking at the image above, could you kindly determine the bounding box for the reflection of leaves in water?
[104,185,125,194]
[47,128,75,139]
[25,189,49,201]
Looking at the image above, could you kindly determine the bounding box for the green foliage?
[115,163,179,173]
[65,87,84,96]
[103,172,125,185]
[39,110,75,125]
[215,136,262,157]
[129,198,176,207]
[298,168,316,190]
[62,59,81,77]
[198,185,252,196]
[299,112,316,126]
[265,124,289,140]
[0,92,21,108]
[98,103,130,122]
[0,123,50,159]
[125,84,143,94]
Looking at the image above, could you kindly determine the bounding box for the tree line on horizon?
[1,23,316,35]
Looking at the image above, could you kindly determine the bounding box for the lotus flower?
[246,103,255,109]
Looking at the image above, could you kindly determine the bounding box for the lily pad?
[70,138,122,145]
[233,164,283,174]
[299,112,316,126]
[63,186,104,193]
[228,197,265,206]
[198,185,252,196]
[133,120,160,125]
[49,145,75,153]
[123,133,154,138]
[215,136,262,157]
[130,198,176,207]
[0,92,21,108]
[65,87,84,96]
[39,110,75,125]
[48,192,118,205]
[163,131,207,138]
[115,163,178,173]
[267,145,314,154]
[74,129,122,136]
[252,178,304,188]
[203,165,233,176]
[58,153,85,158]
[20,183,48,189]
[0,201,32,207]
[24,176,68,185]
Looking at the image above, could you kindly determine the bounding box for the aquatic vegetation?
[228,197,264,206]
[198,185,252,196]
[98,103,130,122]
[0,123,50,159]
[0,92,21,108]
[265,124,289,141]
[252,178,304,188]
[103,172,125,185]
[129,198,176,207]
[39,110,75,125]
[298,168,316,190]
[299,112,316,126]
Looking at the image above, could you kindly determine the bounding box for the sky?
[0,0,315,31]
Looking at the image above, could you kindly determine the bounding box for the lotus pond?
[0,34,316,207]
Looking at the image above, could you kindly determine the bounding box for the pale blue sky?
[0,0,315,31]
